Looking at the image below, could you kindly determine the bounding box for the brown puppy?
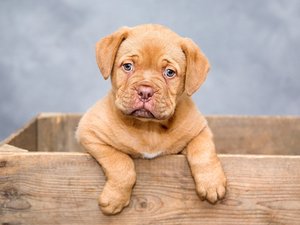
[76,24,226,215]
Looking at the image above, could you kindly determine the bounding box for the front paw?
[98,182,132,215]
[195,167,227,204]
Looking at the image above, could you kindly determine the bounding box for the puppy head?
[96,24,210,120]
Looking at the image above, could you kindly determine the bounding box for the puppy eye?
[164,68,176,78]
[122,63,134,72]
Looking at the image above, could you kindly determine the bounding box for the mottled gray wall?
[0,0,300,140]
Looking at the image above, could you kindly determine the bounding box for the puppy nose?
[137,86,154,101]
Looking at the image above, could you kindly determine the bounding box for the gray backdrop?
[0,0,300,140]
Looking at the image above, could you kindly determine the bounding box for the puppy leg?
[87,144,136,215]
[185,126,226,203]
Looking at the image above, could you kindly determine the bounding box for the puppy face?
[113,28,186,120]
[96,24,210,121]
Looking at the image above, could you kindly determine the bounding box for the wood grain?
[37,113,83,152]
[1,116,37,151]
[1,153,299,225]
[207,116,300,155]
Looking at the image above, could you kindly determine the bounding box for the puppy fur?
[76,24,226,215]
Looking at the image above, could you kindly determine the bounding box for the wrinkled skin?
[113,27,186,120]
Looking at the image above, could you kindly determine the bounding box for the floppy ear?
[95,27,130,79]
[181,38,210,96]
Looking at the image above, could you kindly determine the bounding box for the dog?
[76,24,226,215]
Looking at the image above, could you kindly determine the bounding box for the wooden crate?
[0,113,300,225]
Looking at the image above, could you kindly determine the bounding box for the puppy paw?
[195,168,227,204]
[98,182,132,215]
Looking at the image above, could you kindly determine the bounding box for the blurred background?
[0,0,299,140]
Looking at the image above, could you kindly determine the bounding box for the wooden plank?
[207,116,300,155]
[0,144,28,153]
[37,113,84,152]
[1,117,37,151]
[36,114,300,155]
[0,153,299,225]
[5,114,299,155]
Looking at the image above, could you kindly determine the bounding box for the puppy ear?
[95,27,130,79]
[181,38,210,96]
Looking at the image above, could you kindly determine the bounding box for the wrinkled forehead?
[116,33,186,69]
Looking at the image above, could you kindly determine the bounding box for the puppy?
[76,24,226,215]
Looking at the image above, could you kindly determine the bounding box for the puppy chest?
[115,131,186,157]
[143,150,166,159]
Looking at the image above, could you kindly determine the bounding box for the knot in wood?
[0,160,7,168]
